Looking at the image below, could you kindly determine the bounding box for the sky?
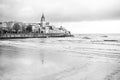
[0,0,120,33]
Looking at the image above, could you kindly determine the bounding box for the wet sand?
[0,34,120,80]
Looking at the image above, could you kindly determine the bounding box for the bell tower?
[40,13,46,27]
[41,13,45,22]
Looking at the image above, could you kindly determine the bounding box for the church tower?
[40,13,46,27]
[41,13,45,22]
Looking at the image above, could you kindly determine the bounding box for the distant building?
[39,13,69,34]
[0,22,7,28]
[0,14,71,34]
[32,24,40,32]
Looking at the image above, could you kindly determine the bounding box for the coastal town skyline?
[0,0,120,33]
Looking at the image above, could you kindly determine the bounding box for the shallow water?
[0,34,120,80]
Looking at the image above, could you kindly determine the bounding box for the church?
[38,14,70,34]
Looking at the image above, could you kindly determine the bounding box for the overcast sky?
[0,0,120,33]
[0,0,120,22]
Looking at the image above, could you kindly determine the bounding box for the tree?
[6,22,12,33]
[13,23,21,33]
[21,24,26,33]
[0,28,2,34]
[26,25,32,33]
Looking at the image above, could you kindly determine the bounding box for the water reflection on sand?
[0,34,120,80]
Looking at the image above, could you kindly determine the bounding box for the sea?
[0,34,120,80]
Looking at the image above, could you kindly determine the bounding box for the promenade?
[0,33,73,39]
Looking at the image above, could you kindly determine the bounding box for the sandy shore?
[0,35,120,80]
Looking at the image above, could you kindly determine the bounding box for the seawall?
[0,33,73,39]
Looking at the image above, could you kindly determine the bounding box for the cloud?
[0,0,120,22]
[18,6,35,17]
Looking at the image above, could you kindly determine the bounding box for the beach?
[0,34,120,80]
